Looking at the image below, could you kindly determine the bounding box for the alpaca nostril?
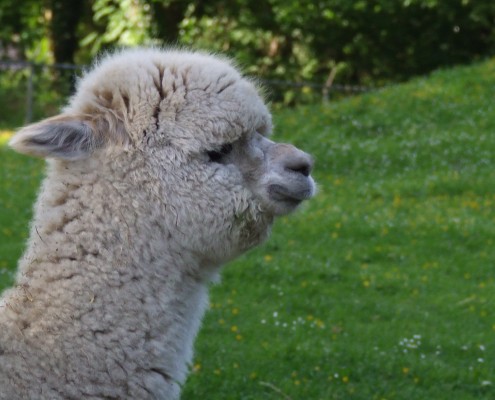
[274,144,314,178]
[286,162,311,177]
[284,155,313,177]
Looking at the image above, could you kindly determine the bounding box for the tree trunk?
[49,0,84,64]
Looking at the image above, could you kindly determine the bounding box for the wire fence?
[0,60,373,124]
[0,61,83,124]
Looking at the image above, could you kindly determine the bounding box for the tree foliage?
[1,0,494,103]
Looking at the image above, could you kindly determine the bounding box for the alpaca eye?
[207,143,233,163]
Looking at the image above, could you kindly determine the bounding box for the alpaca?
[0,48,315,399]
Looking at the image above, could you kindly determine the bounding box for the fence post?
[322,67,338,104]
[25,62,34,124]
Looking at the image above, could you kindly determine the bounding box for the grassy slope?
[1,59,495,399]
[0,132,44,291]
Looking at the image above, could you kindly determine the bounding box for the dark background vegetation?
[0,0,494,120]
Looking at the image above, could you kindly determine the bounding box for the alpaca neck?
[4,235,210,391]
[2,171,212,391]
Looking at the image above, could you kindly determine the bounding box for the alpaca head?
[9,49,315,268]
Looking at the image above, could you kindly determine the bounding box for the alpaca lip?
[268,183,313,203]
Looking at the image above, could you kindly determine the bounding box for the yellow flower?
[231,325,238,332]
[264,254,273,262]
[315,319,325,329]
[2,228,12,237]
[0,130,13,145]
[342,376,349,383]
[393,194,402,208]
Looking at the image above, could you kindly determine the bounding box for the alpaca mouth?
[268,183,314,205]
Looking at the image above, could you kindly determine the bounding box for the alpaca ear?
[9,115,102,160]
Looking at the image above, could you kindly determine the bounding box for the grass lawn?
[1,58,495,399]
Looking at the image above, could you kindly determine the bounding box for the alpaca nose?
[282,147,314,177]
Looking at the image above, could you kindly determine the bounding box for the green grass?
[0,132,44,292]
[1,59,495,399]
